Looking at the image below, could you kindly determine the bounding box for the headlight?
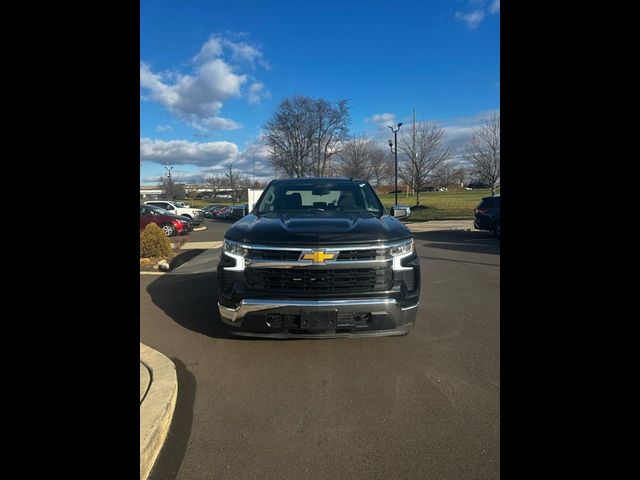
[389,239,414,256]
[223,240,248,256]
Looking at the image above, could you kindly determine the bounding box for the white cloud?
[193,37,223,64]
[367,113,396,128]
[227,41,269,69]
[140,138,240,166]
[455,10,486,29]
[141,33,270,131]
[140,60,246,131]
[141,136,277,182]
[156,124,172,132]
[247,82,270,105]
[193,33,270,70]
[489,0,500,14]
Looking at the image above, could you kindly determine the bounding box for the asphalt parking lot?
[141,219,500,480]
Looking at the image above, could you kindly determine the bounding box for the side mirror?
[390,205,411,219]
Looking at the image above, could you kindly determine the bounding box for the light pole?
[388,123,403,205]
[164,163,174,201]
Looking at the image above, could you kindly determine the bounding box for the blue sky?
[140,0,500,184]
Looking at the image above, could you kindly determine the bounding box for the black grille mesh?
[246,267,392,293]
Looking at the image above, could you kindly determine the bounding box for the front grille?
[247,249,302,261]
[245,267,392,293]
[336,249,385,261]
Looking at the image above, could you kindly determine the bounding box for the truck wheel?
[494,221,500,238]
[161,223,176,237]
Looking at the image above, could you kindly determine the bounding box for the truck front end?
[216,178,420,338]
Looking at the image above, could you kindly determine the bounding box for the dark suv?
[474,195,500,237]
[216,178,420,338]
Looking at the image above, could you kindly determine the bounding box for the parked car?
[214,194,232,199]
[202,204,227,218]
[140,204,192,236]
[215,204,248,221]
[217,177,420,338]
[144,200,204,225]
[474,195,500,237]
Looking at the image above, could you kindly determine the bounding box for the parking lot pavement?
[141,226,500,480]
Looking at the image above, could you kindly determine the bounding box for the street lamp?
[388,123,403,205]
[164,164,174,201]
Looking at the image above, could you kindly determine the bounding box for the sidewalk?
[405,219,474,232]
[140,343,178,480]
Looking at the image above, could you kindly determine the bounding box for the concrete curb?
[140,343,178,480]
[192,226,207,231]
[181,240,223,250]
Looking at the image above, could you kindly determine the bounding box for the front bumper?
[218,297,419,338]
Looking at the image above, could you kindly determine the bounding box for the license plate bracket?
[299,309,338,330]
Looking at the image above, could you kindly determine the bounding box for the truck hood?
[225,212,412,246]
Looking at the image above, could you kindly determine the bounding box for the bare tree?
[465,113,500,195]
[369,147,392,190]
[158,176,186,199]
[184,183,199,199]
[223,165,253,203]
[432,162,455,190]
[158,178,185,199]
[397,122,452,205]
[158,176,171,199]
[450,163,471,187]
[263,95,350,178]
[263,96,318,178]
[313,99,350,176]
[205,174,225,198]
[336,136,380,181]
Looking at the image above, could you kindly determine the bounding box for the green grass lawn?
[378,189,499,221]
[175,188,498,222]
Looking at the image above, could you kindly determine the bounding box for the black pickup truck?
[217,177,420,338]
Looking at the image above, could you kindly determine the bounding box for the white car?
[144,200,204,225]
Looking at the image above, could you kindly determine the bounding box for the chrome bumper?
[218,298,418,325]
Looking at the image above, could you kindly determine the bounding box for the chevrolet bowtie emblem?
[301,251,336,263]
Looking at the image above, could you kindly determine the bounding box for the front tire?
[161,223,176,237]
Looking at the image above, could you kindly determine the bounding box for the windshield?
[256,181,384,216]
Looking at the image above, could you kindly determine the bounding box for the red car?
[140,204,191,236]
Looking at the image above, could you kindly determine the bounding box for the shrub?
[140,223,173,258]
